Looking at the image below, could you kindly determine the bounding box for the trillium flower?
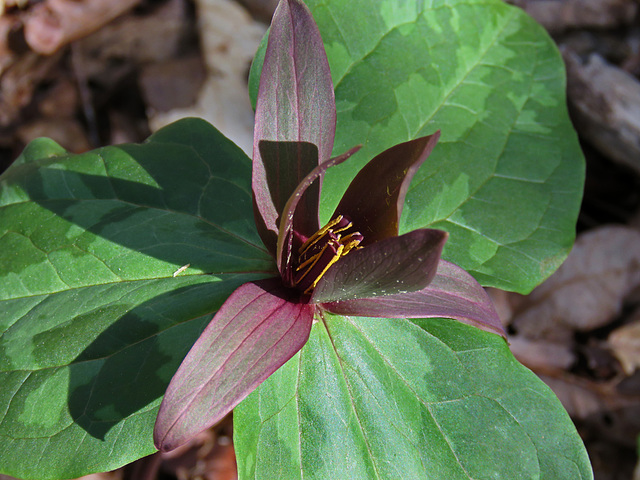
[153,0,504,452]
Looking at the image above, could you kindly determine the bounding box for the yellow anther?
[299,215,346,256]
[299,244,345,295]
[293,215,363,295]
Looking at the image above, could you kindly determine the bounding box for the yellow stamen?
[299,215,346,256]
[297,244,345,294]
[293,215,364,295]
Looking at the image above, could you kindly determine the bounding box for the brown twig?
[23,0,142,55]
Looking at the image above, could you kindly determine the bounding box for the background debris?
[23,0,141,55]
[0,0,639,478]
[511,226,640,339]
[148,0,266,154]
[507,0,638,34]
[609,309,640,375]
[565,52,640,175]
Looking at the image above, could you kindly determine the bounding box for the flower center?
[293,215,363,295]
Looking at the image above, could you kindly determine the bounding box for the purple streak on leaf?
[277,145,362,284]
[334,132,440,245]
[323,260,506,337]
[253,0,336,252]
[310,228,448,303]
[153,278,313,452]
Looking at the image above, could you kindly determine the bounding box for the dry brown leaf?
[0,51,61,126]
[158,416,236,480]
[16,118,90,153]
[512,225,640,340]
[609,309,640,375]
[541,374,606,420]
[76,471,122,480]
[485,287,514,326]
[149,0,266,154]
[508,336,576,372]
[37,78,78,118]
[139,55,207,113]
[564,52,640,175]
[0,16,17,75]
[72,0,188,79]
[2,0,30,10]
[23,0,141,55]
[236,0,278,22]
[541,373,640,447]
[507,0,638,34]
[633,207,640,232]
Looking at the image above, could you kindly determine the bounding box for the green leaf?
[249,0,584,293]
[234,316,593,479]
[0,118,274,479]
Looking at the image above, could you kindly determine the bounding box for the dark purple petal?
[277,146,361,283]
[310,228,448,303]
[153,279,313,452]
[253,0,336,252]
[255,141,319,254]
[322,260,506,337]
[333,132,440,245]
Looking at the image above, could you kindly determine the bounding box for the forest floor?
[1,0,639,479]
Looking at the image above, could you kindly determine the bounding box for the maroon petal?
[153,278,314,452]
[323,260,505,337]
[277,146,361,283]
[310,228,448,303]
[334,132,440,245]
[256,140,320,254]
[252,0,336,253]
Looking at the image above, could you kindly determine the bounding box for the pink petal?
[153,279,314,452]
[322,260,505,337]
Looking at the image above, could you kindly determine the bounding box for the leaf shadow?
[14,143,270,277]
[0,123,277,442]
[65,282,224,441]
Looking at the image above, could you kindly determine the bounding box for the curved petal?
[333,132,440,245]
[255,140,319,255]
[154,279,314,452]
[277,146,361,283]
[322,260,505,337]
[310,228,448,303]
[252,0,336,252]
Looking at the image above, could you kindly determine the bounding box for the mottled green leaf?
[249,0,584,293]
[0,118,274,479]
[234,316,593,479]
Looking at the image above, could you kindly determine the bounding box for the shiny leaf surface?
[235,316,592,479]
